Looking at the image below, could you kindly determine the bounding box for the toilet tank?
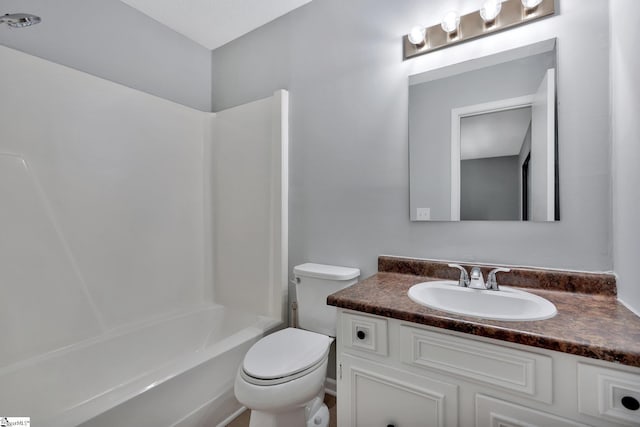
[294,263,360,337]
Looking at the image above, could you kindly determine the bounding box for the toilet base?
[306,401,330,427]
[248,394,329,427]
[249,407,306,427]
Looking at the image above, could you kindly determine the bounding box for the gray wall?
[211,0,612,280]
[409,51,553,221]
[611,0,640,313]
[461,156,520,221]
[0,0,212,111]
[211,0,612,279]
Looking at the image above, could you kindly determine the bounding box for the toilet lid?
[243,328,332,380]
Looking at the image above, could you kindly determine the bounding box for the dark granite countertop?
[327,257,640,368]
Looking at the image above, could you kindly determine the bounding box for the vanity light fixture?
[403,0,555,60]
[521,0,544,10]
[408,25,427,46]
[480,0,503,24]
[440,10,460,35]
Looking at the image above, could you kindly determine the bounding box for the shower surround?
[0,45,288,426]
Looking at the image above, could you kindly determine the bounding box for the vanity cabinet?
[336,309,640,427]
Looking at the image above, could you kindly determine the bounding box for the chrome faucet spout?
[447,263,469,287]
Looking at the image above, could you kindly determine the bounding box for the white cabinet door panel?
[340,354,458,427]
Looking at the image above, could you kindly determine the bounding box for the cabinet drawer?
[577,362,640,426]
[399,325,552,403]
[476,395,588,427]
[341,312,388,356]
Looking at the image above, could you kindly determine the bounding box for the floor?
[227,394,337,426]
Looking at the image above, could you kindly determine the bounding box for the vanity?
[328,256,640,427]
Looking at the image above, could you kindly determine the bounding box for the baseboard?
[325,377,337,396]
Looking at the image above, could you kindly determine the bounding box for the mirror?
[409,39,558,221]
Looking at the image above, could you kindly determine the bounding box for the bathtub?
[0,305,281,427]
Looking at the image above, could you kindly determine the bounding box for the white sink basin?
[408,280,557,321]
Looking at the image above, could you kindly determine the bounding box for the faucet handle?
[486,267,511,290]
[448,263,469,287]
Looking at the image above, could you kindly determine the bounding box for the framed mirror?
[409,39,558,221]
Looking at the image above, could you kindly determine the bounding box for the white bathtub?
[0,305,281,427]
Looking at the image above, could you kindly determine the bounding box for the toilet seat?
[241,328,333,386]
[240,355,327,386]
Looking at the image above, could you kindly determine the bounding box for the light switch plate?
[416,208,431,221]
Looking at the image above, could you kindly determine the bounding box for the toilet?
[234,263,360,427]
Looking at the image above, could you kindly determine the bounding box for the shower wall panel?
[0,154,103,368]
[211,91,289,321]
[0,45,211,365]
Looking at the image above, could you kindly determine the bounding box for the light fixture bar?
[403,0,555,61]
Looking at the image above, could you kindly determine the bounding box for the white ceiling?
[461,107,532,160]
[120,0,312,50]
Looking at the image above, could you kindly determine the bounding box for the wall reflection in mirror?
[409,40,558,221]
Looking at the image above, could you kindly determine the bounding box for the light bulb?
[408,26,426,45]
[480,0,502,23]
[440,11,460,34]
[521,0,543,9]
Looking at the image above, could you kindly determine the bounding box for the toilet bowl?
[234,328,332,427]
[234,263,360,427]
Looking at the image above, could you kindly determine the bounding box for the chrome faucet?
[448,264,511,291]
[486,267,511,290]
[468,266,486,289]
[448,264,469,287]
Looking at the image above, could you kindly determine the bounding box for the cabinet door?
[475,395,589,427]
[338,354,458,427]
